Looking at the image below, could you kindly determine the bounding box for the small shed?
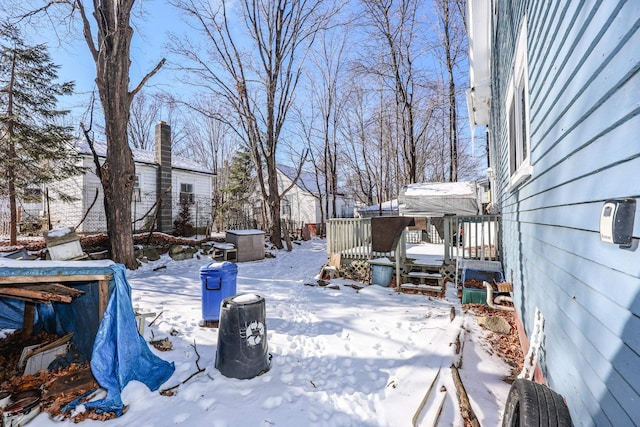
[226,230,265,262]
[398,182,480,217]
[0,260,174,416]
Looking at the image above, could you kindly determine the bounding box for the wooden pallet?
[399,283,443,293]
[403,271,444,287]
[406,271,443,280]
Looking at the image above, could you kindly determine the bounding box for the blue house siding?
[489,1,640,426]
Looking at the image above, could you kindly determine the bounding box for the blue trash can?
[200,261,238,324]
[368,258,395,287]
[370,264,394,287]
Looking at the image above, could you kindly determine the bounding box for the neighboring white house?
[46,122,214,234]
[253,165,353,233]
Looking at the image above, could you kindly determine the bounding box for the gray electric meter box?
[600,199,636,247]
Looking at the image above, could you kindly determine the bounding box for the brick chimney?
[155,121,172,232]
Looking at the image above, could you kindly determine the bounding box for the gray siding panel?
[517,156,640,212]
[490,1,640,425]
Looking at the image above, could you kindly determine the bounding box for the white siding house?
[46,122,213,234]
[250,165,353,233]
[278,166,354,225]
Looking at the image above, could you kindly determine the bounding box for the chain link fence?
[1,187,213,238]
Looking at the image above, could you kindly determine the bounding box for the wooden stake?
[451,364,480,427]
[22,302,35,338]
[412,367,441,427]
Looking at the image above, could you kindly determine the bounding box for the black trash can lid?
[230,293,262,304]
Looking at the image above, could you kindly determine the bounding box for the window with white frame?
[507,18,533,189]
[180,183,194,204]
[281,195,292,218]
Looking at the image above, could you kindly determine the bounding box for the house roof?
[74,140,213,175]
[277,164,325,195]
[359,199,398,213]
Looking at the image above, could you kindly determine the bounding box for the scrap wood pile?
[463,279,485,289]
[132,232,220,247]
[0,330,115,422]
[464,305,523,380]
[0,240,46,252]
[84,232,218,252]
[0,232,222,258]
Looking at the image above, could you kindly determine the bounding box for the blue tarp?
[0,261,175,416]
[86,264,174,415]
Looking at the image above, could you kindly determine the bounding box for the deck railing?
[326,218,370,259]
[443,215,502,263]
[326,215,502,264]
[326,218,394,260]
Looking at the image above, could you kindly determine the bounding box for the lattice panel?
[340,259,371,283]
[441,264,458,285]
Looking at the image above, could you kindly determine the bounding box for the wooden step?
[400,283,443,293]
[406,272,443,279]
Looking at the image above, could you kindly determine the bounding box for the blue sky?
[5,1,487,177]
[16,0,193,118]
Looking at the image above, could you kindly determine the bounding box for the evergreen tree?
[0,24,83,244]
[221,149,255,229]
[173,198,194,237]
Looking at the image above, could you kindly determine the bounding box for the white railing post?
[444,218,451,264]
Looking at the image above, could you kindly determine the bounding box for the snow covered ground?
[32,239,512,427]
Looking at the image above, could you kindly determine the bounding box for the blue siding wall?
[490,1,640,426]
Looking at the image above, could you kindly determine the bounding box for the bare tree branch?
[171,0,338,248]
[130,57,166,98]
[75,187,99,229]
[159,340,207,396]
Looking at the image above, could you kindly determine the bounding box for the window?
[180,183,194,204]
[132,175,141,202]
[281,195,292,217]
[507,18,533,189]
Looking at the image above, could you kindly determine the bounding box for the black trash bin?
[215,293,271,379]
[200,261,237,326]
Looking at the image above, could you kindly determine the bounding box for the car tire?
[502,379,572,427]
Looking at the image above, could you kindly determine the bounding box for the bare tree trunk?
[75,0,164,268]
[7,145,17,245]
[360,0,423,185]
[266,159,282,247]
[342,82,377,206]
[440,0,459,182]
[91,2,137,268]
[171,0,331,249]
